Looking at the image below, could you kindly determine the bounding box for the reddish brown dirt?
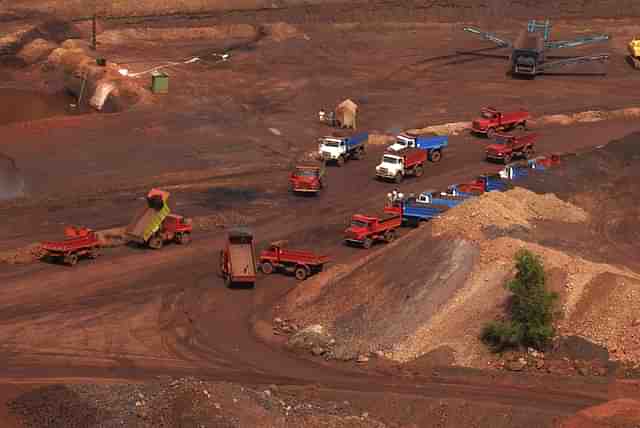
[558,399,640,428]
[1,2,640,426]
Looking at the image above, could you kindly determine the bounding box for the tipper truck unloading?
[125,189,192,249]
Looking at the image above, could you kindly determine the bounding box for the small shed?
[335,98,358,129]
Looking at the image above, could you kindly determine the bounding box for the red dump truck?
[219,228,257,287]
[258,240,330,280]
[485,133,537,164]
[125,189,192,249]
[344,213,402,249]
[375,148,428,183]
[289,162,326,194]
[40,226,100,266]
[471,107,530,137]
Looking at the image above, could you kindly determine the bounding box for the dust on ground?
[557,399,640,428]
[7,377,386,428]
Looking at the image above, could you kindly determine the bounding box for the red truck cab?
[160,214,193,245]
[344,213,401,249]
[485,133,537,164]
[289,163,326,194]
[472,107,530,137]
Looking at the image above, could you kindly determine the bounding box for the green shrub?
[482,249,558,351]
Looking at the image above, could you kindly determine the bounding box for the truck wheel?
[415,165,424,177]
[176,232,191,245]
[261,262,274,275]
[337,156,345,167]
[394,174,403,184]
[65,253,78,266]
[149,235,163,249]
[487,128,496,138]
[525,147,534,159]
[384,230,396,242]
[363,238,373,249]
[88,247,100,259]
[224,275,232,287]
[503,154,512,164]
[517,121,527,130]
[294,266,308,281]
[429,150,442,163]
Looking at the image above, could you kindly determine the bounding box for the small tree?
[482,249,558,352]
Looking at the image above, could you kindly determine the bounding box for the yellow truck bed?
[628,39,640,58]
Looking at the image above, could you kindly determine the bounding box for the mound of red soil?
[558,399,640,428]
[281,234,478,360]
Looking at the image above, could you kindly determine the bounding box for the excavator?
[462,19,610,78]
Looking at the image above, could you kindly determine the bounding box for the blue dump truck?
[317,132,368,166]
[415,190,476,208]
[387,133,448,163]
[498,163,530,181]
[384,191,449,227]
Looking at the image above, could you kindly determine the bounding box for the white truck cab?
[318,137,345,161]
[388,134,415,152]
[376,153,405,179]
[416,192,433,204]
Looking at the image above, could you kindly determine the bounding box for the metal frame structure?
[462,19,610,78]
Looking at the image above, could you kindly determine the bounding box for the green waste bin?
[151,72,169,94]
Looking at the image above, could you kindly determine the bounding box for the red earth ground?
[1,1,640,426]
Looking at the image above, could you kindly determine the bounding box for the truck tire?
[384,230,396,242]
[149,235,163,249]
[294,266,308,281]
[363,238,373,249]
[394,173,403,184]
[415,165,424,177]
[176,232,191,245]
[88,247,100,259]
[486,128,496,138]
[261,261,274,275]
[336,156,345,167]
[517,121,527,130]
[65,253,78,266]
[503,154,512,164]
[429,150,442,163]
[525,147,534,159]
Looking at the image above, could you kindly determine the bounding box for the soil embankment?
[277,133,640,369]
